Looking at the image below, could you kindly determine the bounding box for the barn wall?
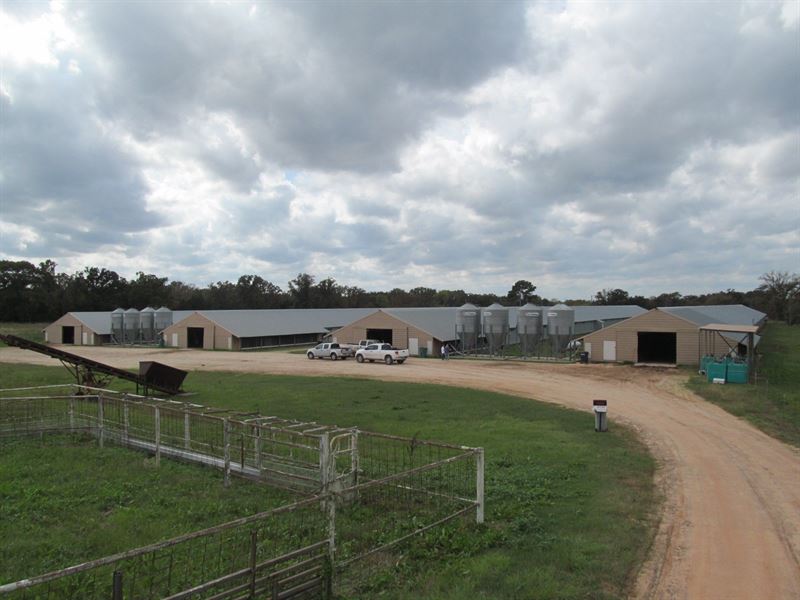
[162,313,234,350]
[43,314,103,346]
[332,311,435,355]
[582,309,701,365]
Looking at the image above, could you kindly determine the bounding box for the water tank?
[546,303,574,355]
[517,303,542,355]
[456,303,481,351]
[482,303,509,354]
[111,308,125,344]
[123,308,140,344]
[154,307,173,332]
[140,307,156,343]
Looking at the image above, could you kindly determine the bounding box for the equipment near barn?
[0,334,187,395]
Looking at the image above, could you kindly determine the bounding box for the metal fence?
[0,385,484,599]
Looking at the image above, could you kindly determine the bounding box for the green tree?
[758,271,800,322]
[288,273,315,308]
[506,280,538,305]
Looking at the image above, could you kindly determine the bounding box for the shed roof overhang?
[699,324,759,334]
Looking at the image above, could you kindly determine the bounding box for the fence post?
[327,493,336,584]
[319,432,330,493]
[98,395,105,448]
[249,529,258,597]
[254,425,262,472]
[350,430,359,488]
[123,402,129,444]
[223,418,231,488]
[69,396,75,433]
[476,447,485,524]
[112,570,123,600]
[154,406,161,467]
[184,404,191,450]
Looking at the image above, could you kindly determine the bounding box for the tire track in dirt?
[1,347,798,599]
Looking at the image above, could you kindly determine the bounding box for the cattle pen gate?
[0,385,484,599]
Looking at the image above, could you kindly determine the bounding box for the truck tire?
[307,352,314,360]
[397,359,405,364]
[384,355,393,365]
[356,354,364,363]
[330,353,338,361]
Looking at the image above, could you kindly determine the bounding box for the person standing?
[441,344,446,360]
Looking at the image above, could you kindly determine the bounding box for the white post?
[123,403,129,444]
[154,406,161,467]
[69,397,75,433]
[350,431,359,488]
[223,419,231,488]
[476,448,485,524]
[254,425,262,472]
[319,432,331,493]
[98,396,105,448]
[184,404,191,450]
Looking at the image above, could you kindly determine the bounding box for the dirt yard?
[1,345,798,599]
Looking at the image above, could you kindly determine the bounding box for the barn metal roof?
[660,305,766,327]
[382,308,461,341]
[191,309,376,337]
[506,305,646,328]
[64,304,649,341]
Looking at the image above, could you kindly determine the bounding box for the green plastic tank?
[726,361,749,384]
[706,360,727,382]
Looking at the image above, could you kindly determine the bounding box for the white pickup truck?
[355,343,409,365]
[306,342,355,361]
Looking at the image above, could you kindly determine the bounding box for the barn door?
[408,338,419,355]
[603,340,616,361]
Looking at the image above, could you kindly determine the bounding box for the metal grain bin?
[154,307,173,332]
[546,303,574,356]
[482,303,508,355]
[456,303,481,352]
[111,308,125,344]
[123,308,140,344]
[140,307,156,343]
[517,303,542,356]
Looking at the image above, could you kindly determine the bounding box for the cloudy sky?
[1,0,798,299]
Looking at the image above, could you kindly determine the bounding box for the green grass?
[687,322,800,448]
[0,434,292,584]
[0,322,48,345]
[0,364,657,599]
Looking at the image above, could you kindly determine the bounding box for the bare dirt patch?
[2,345,798,599]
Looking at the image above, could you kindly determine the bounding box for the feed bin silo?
[517,303,542,356]
[546,303,574,356]
[123,308,141,344]
[111,308,125,344]
[155,307,173,332]
[140,307,156,343]
[482,303,509,355]
[456,303,481,352]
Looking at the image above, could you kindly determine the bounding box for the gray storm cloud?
[0,0,797,297]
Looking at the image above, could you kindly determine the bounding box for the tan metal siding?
[43,314,103,345]
[162,314,234,350]
[333,311,434,355]
[582,309,701,365]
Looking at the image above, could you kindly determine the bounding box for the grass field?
[0,364,657,599]
[0,435,291,584]
[687,322,800,448]
[0,322,48,345]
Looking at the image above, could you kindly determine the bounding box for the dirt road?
[2,346,798,599]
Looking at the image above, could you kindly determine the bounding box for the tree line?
[1,260,797,325]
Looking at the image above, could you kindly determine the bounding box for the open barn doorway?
[366,329,393,344]
[61,326,75,344]
[637,332,676,364]
[187,327,205,349]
